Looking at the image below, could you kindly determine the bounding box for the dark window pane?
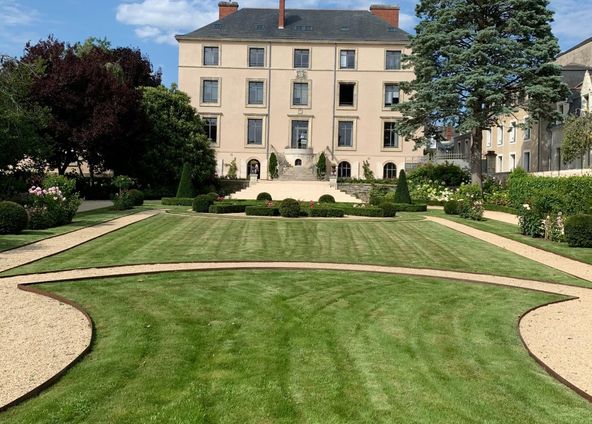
[386,50,401,70]
[291,120,309,148]
[339,83,355,106]
[204,47,219,66]
[383,163,397,179]
[204,117,218,143]
[247,119,263,144]
[338,161,351,178]
[293,83,309,106]
[338,121,353,147]
[383,122,399,148]
[340,50,355,69]
[249,48,265,67]
[203,80,219,103]
[384,84,400,107]
[294,49,310,68]
[248,81,264,105]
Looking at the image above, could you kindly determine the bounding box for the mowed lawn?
[5,213,585,286]
[4,271,591,423]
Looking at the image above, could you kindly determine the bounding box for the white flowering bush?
[410,180,455,203]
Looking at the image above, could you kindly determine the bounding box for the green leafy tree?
[269,153,279,179]
[362,160,374,180]
[176,163,195,198]
[396,0,569,186]
[561,114,592,165]
[394,169,412,204]
[139,85,216,192]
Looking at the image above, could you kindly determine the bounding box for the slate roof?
[561,63,591,89]
[176,8,410,43]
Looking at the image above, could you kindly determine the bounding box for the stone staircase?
[231,180,362,203]
[278,165,317,181]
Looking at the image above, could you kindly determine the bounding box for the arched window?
[247,159,261,179]
[337,161,351,178]
[383,162,397,179]
[295,159,302,166]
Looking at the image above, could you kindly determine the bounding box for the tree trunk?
[470,128,483,187]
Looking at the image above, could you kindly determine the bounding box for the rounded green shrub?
[127,189,145,206]
[380,202,397,218]
[27,208,54,230]
[113,192,134,210]
[192,195,213,213]
[444,200,461,215]
[0,201,29,234]
[564,214,592,247]
[207,192,219,202]
[318,194,335,203]
[257,192,272,201]
[279,198,301,218]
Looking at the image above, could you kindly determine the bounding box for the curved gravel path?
[2,211,592,410]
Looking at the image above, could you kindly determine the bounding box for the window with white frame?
[384,84,400,107]
[337,121,354,147]
[292,82,309,106]
[248,81,264,105]
[340,50,355,69]
[204,117,218,144]
[485,129,492,147]
[383,122,399,148]
[510,153,516,170]
[249,48,265,67]
[497,125,504,145]
[291,120,309,149]
[383,162,397,179]
[385,50,401,70]
[202,80,219,103]
[247,119,263,145]
[337,161,351,178]
[524,120,532,141]
[203,46,219,66]
[510,122,517,143]
[294,49,310,68]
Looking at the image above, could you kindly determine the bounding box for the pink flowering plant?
[26,175,81,229]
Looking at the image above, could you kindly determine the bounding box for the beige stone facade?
[177,3,423,180]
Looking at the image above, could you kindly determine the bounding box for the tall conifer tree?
[396,0,569,185]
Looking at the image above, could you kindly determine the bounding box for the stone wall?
[337,183,396,203]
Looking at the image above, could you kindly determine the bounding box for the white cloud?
[0,1,40,56]
[0,0,38,26]
[549,0,592,50]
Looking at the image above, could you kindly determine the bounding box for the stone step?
[231,181,362,203]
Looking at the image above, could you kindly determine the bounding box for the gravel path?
[427,206,520,225]
[2,212,592,410]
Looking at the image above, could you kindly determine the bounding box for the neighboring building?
[176,1,423,180]
[482,37,592,175]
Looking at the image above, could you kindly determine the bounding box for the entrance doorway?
[247,159,261,179]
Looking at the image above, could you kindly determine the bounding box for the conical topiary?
[176,163,195,198]
[394,169,412,204]
[269,153,278,179]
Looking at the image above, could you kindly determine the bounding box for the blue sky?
[1,0,591,86]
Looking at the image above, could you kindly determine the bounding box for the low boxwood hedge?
[245,206,280,216]
[342,207,384,217]
[444,200,461,215]
[379,202,397,218]
[208,204,248,214]
[192,195,213,213]
[393,203,427,212]
[564,214,592,248]
[161,197,194,206]
[308,208,344,217]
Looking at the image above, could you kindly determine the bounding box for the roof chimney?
[218,2,238,20]
[278,0,285,29]
[370,4,400,28]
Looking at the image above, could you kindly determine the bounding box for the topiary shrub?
[279,198,301,218]
[309,208,345,217]
[257,192,272,201]
[316,152,326,179]
[444,200,461,215]
[176,163,195,198]
[0,201,29,234]
[113,192,135,210]
[245,206,280,216]
[208,204,248,214]
[192,194,213,213]
[564,215,592,247]
[394,169,412,204]
[318,194,335,203]
[269,153,279,179]
[206,192,219,202]
[380,202,397,218]
[127,189,145,206]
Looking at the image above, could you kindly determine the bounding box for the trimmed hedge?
[257,192,272,201]
[444,200,461,215]
[342,207,384,217]
[564,215,592,247]
[380,202,397,218]
[0,201,29,234]
[206,192,219,202]
[279,198,301,218]
[245,206,280,216]
[318,194,336,203]
[127,189,145,206]
[161,197,194,206]
[208,204,247,214]
[192,195,213,213]
[393,203,427,212]
[308,208,345,217]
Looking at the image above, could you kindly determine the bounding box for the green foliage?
[342,206,384,217]
[316,152,326,179]
[561,114,592,164]
[112,192,134,211]
[408,163,470,187]
[113,175,134,192]
[279,198,301,218]
[269,153,279,179]
[392,203,428,212]
[394,170,412,204]
[227,158,238,180]
[318,194,335,203]
[245,206,280,216]
[208,204,248,214]
[564,215,592,248]
[444,200,461,215]
[176,163,195,198]
[308,208,345,218]
[42,175,81,223]
[206,192,219,202]
[369,185,390,205]
[192,194,213,213]
[257,192,272,201]
[379,202,397,218]
[396,0,569,184]
[362,160,374,180]
[459,201,484,221]
[161,197,194,206]
[127,189,144,206]
[0,201,28,234]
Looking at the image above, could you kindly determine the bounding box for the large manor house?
[177,1,592,180]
